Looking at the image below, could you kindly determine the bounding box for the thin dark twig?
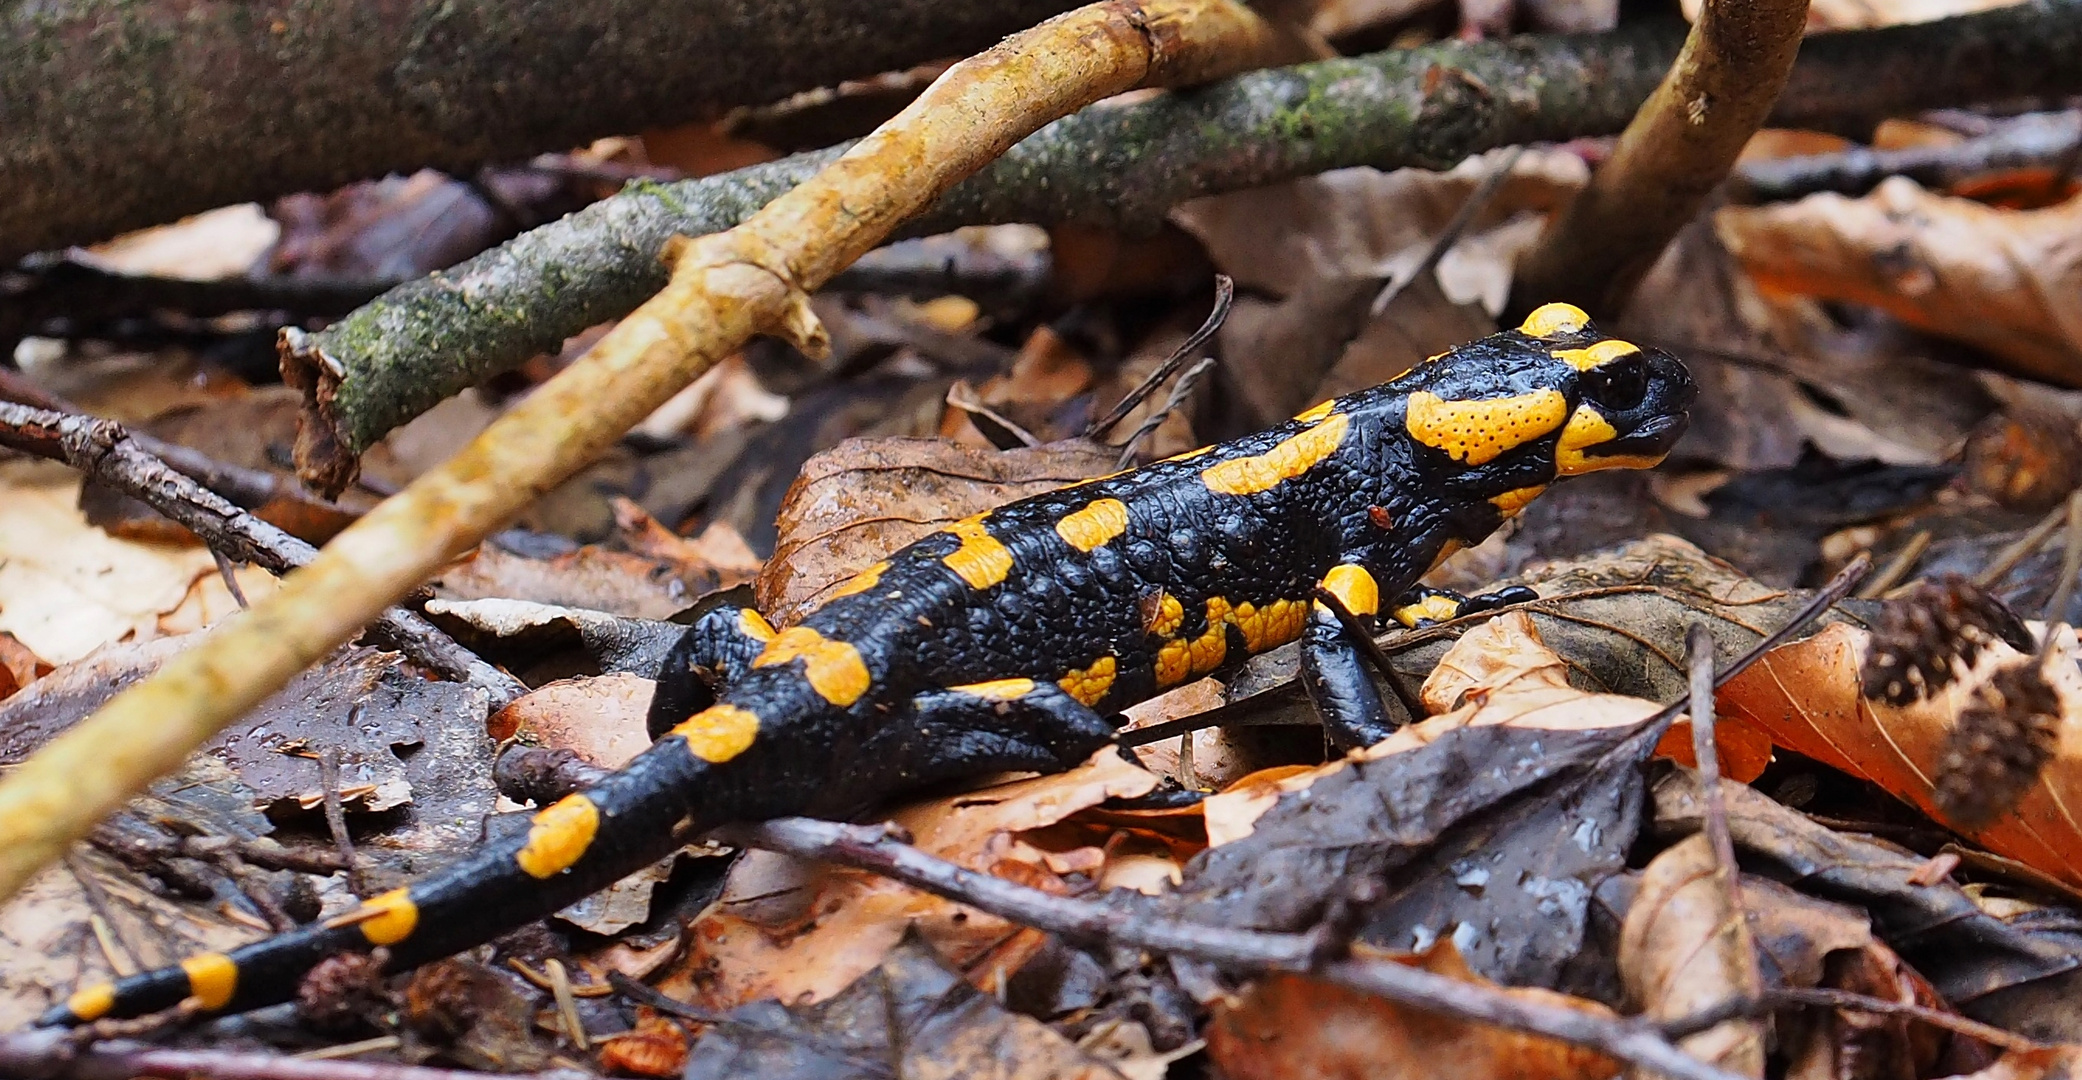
[1684,623,1759,1010]
[1661,987,2038,1053]
[0,401,524,706]
[728,817,1744,1080]
[1370,146,1526,318]
[1085,275,1233,439]
[315,745,363,898]
[0,1027,582,1080]
[1641,554,1870,738]
[211,550,250,610]
[604,971,726,1024]
[1975,502,2068,590]
[1115,357,1215,469]
[2045,491,2082,619]
[1856,529,1929,599]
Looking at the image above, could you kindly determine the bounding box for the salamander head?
[1391,302,1696,492]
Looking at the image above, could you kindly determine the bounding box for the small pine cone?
[1861,576,2030,706]
[1934,660,2063,830]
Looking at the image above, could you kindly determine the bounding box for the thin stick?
[1086,275,1233,439]
[315,746,364,899]
[1369,145,1525,318]
[0,401,522,706]
[1685,625,1743,916]
[0,0,1286,904]
[1974,500,2068,589]
[1115,357,1216,469]
[1855,529,1929,599]
[1662,986,2038,1053]
[0,1028,578,1080]
[729,817,1745,1080]
[2045,491,2082,619]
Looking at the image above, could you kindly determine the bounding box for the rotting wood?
[0,0,1289,904]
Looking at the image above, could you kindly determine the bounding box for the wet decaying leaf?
[1159,613,1662,995]
[683,932,1125,1080]
[1206,944,1619,1080]
[1718,621,2082,888]
[0,637,496,851]
[1652,769,2082,1038]
[758,436,1119,624]
[1621,834,1767,1076]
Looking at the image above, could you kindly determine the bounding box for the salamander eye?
[1579,355,1648,412]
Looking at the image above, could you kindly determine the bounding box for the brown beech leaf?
[1717,622,2082,888]
[0,631,50,703]
[488,672,654,766]
[757,437,1118,625]
[1716,180,2082,386]
[660,749,1154,1013]
[1940,1047,2082,1080]
[1206,943,1620,1080]
[1621,834,1767,1076]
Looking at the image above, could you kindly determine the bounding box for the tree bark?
[0,0,1089,263]
[285,0,2082,489]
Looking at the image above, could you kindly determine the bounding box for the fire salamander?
[45,303,1694,1027]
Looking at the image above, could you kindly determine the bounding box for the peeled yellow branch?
[0,0,1284,902]
[1507,0,1809,319]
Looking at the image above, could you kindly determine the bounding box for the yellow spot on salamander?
[1490,485,1547,517]
[66,983,115,1022]
[180,952,238,1011]
[737,608,777,640]
[1232,598,1309,652]
[1293,398,1337,423]
[755,625,873,706]
[1060,656,1116,705]
[1550,339,1641,371]
[1553,404,1662,475]
[1202,413,1351,496]
[1405,390,1567,466]
[1319,565,1380,616]
[326,887,418,944]
[673,703,761,762]
[1519,302,1591,339]
[1055,498,1129,553]
[1430,538,1464,570]
[942,516,1013,590]
[1147,593,1184,637]
[1394,594,1465,628]
[955,678,1035,701]
[827,562,887,600]
[515,794,600,879]
[356,888,419,945]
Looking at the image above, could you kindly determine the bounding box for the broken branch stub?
[0,0,1287,904]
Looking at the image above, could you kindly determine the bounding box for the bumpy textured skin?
[45,306,1694,1027]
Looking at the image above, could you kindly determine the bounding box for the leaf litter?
[13,4,2082,1076]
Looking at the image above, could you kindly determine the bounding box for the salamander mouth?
[1588,411,1690,461]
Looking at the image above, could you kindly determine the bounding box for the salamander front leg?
[1303,564,1403,753]
[883,680,1120,788]
[647,604,780,739]
[1389,584,1538,629]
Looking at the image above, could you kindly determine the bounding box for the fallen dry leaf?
[662,748,1154,1013]
[0,631,51,702]
[488,672,655,765]
[432,543,728,621]
[757,436,1118,625]
[0,460,258,663]
[1206,943,1619,1080]
[1718,621,2082,888]
[1717,179,2082,386]
[1621,833,1767,1076]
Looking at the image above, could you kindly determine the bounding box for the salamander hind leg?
[647,604,779,739]
[882,680,1120,789]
